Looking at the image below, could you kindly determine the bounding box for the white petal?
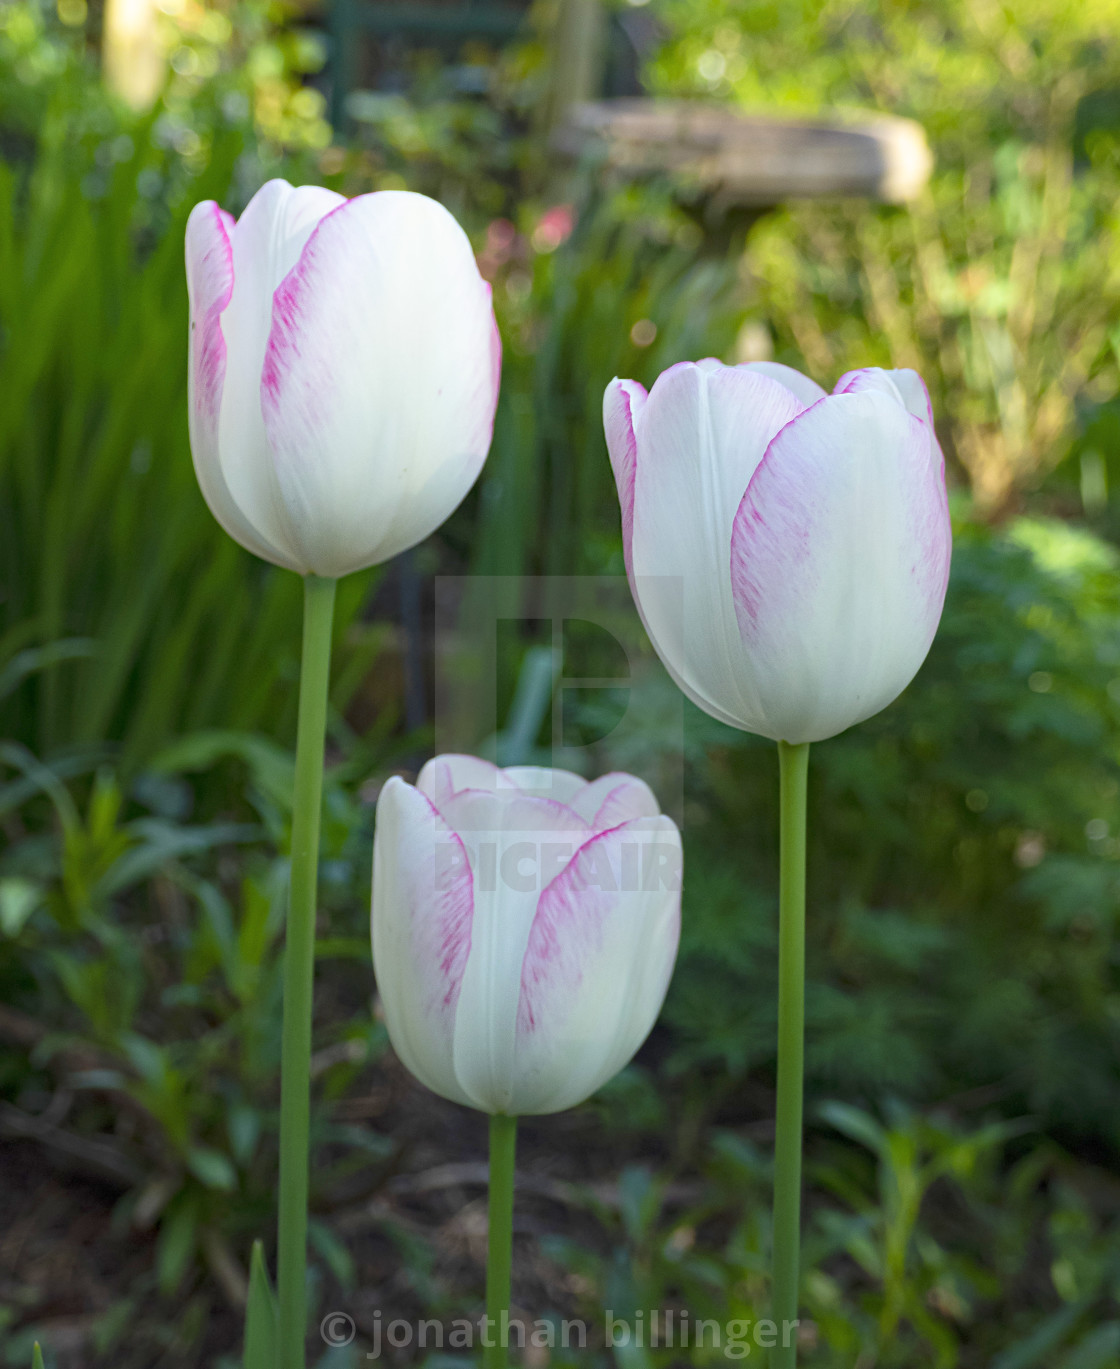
[500,767,588,804]
[371,778,476,1108]
[261,191,500,577]
[833,366,906,407]
[742,361,828,406]
[885,368,945,475]
[603,378,648,583]
[835,367,945,474]
[628,361,804,731]
[185,201,292,566]
[506,816,682,1114]
[438,791,590,845]
[566,773,661,828]
[449,810,587,1113]
[215,180,345,569]
[417,754,505,807]
[729,389,952,743]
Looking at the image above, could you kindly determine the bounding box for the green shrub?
[0,91,379,770]
[649,0,1120,509]
[666,514,1120,1145]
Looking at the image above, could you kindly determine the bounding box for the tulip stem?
[277,572,337,1369]
[771,739,809,1369]
[485,1113,518,1369]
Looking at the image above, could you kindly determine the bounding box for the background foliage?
[2,0,1120,1364]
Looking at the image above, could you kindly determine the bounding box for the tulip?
[185,180,500,1369]
[371,755,682,1117]
[185,178,500,578]
[605,358,951,1369]
[603,359,951,744]
[373,756,681,1369]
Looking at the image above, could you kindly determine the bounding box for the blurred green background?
[3,0,1120,1364]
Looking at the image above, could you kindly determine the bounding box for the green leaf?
[818,1100,888,1157]
[244,1240,278,1369]
[1057,1323,1120,1369]
[187,1145,238,1192]
[991,1299,1091,1369]
[0,638,94,703]
[309,1219,356,1291]
[156,1194,199,1294]
[150,731,295,813]
[0,877,44,937]
[31,1344,44,1369]
[227,1102,261,1168]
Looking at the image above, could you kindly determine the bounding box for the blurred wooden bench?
[554,98,933,206]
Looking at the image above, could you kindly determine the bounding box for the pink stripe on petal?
[439,788,591,837]
[516,828,617,1035]
[260,191,500,576]
[603,378,647,583]
[729,389,951,742]
[372,777,478,1108]
[515,817,681,1046]
[417,755,504,808]
[185,202,235,435]
[582,775,660,830]
[260,198,351,417]
[835,367,945,478]
[397,787,474,1016]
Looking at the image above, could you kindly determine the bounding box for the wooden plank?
[554,99,934,204]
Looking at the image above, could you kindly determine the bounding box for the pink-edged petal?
[605,376,737,726]
[834,366,906,406]
[887,369,945,477]
[185,202,233,442]
[417,757,588,811]
[835,367,944,475]
[185,203,293,566]
[730,389,951,743]
[505,816,682,1114]
[501,766,588,805]
[438,790,591,841]
[416,754,506,809]
[214,180,345,568]
[742,361,828,406]
[567,773,661,829]
[261,190,499,577]
[444,800,598,1113]
[603,378,648,582]
[371,777,476,1108]
[627,361,805,730]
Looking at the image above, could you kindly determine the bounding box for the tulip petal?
[507,817,682,1114]
[567,773,661,829]
[603,378,648,581]
[730,389,951,743]
[438,791,590,844]
[371,777,476,1108]
[835,366,945,475]
[500,766,588,805]
[625,362,805,730]
[261,191,499,577]
[214,181,345,568]
[742,361,828,407]
[417,754,506,809]
[448,812,589,1114]
[606,376,744,729]
[834,366,905,406]
[185,202,294,566]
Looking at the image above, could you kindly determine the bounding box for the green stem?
[485,1113,518,1369]
[277,573,337,1369]
[771,739,810,1369]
